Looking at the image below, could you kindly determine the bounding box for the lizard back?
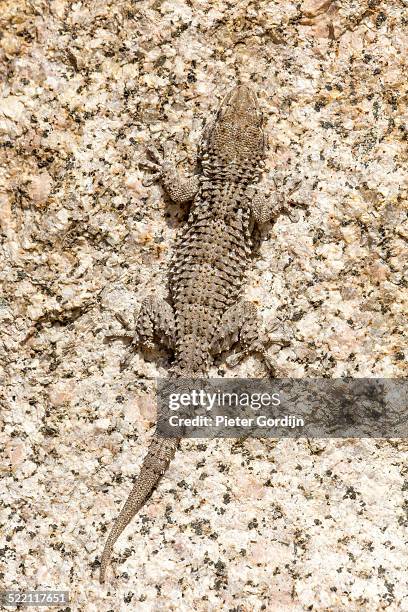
[170,85,266,374]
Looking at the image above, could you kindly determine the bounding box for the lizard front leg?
[142,142,200,204]
[211,301,289,373]
[120,296,176,369]
[247,173,302,224]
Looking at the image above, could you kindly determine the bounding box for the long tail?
[99,435,180,583]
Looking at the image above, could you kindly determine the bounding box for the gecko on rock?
[99,84,300,583]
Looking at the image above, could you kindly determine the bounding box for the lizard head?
[203,84,265,166]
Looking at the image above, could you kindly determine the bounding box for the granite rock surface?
[1,0,408,610]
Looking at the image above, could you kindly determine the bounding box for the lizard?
[99,83,300,583]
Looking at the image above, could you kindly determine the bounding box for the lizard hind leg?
[211,301,281,373]
[121,296,176,370]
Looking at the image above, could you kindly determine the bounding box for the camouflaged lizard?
[99,84,299,583]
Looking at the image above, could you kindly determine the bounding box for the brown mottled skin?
[99,85,296,583]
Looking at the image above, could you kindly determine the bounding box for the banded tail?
[99,436,179,583]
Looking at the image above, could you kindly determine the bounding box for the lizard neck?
[201,159,262,184]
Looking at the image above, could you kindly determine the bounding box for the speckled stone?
[1,0,407,610]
